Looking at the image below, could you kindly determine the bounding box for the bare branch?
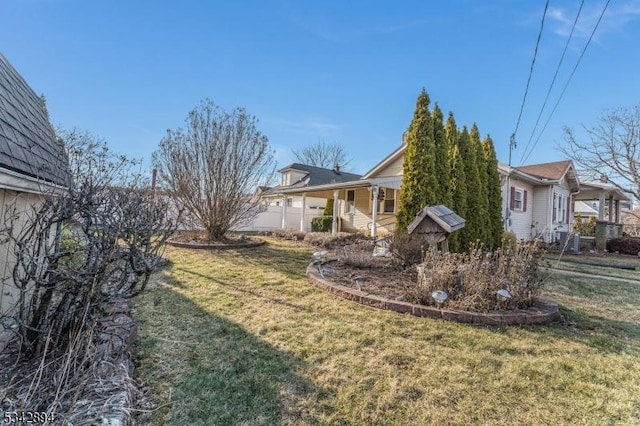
[153,99,276,240]
[559,105,640,200]
[291,140,353,169]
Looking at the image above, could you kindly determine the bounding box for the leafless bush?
[338,240,390,269]
[410,241,545,311]
[270,228,306,241]
[389,232,426,267]
[303,232,358,248]
[0,129,180,415]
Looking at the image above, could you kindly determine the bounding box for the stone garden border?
[307,262,561,325]
[166,238,265,250]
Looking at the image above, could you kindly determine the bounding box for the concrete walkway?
[543,267,640,284]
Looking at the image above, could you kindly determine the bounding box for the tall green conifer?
[432,104,451,207]
[482,135,504,249]
[397,89,438,230]
[470,124,490,245]
[445,113,464,251]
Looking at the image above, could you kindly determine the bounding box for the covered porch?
[277,176,402,238]
[574,180,629,250]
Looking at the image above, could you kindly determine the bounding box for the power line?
[510,0,550,163]
[518,0,585,165]
[521,0,611,165]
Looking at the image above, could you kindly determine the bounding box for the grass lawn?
[134,238,640,425]
[544,253,640,282]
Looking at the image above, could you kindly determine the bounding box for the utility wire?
[521,0,611,165]
[510,0,550,162]
[518,0,585,165]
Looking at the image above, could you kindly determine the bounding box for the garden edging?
[306,262,561,325]
[166,238,265,249]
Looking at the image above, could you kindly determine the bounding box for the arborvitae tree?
[432,104,451,207]
[454,126,483,250]
[482,135,504,249]
[397,89,438,230]
[469,124,490,245]
[445,113,463,251]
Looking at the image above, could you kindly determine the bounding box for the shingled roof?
[275,163,362,190]
[514,160,573,181]
[0,53,68,187]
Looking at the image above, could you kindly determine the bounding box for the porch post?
[615,200,621,224]
[598,192,605,221]
[281,196,287,228]
[371,185,379,238]
[331,190,339,234]
[300,193,307,232]
[608,195,614,223]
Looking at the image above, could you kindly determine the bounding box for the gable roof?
[362,144,406,179]
[276,163,361,189]
[514,160,573,181]
[0,53,68,187]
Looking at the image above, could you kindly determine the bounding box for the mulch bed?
[321,258,418,301]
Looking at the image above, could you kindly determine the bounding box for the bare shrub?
[389,232,426,267]
[339,240,389,269]
[154,99,275,241]
[0,129,180,416]
[271,228,306,241]
[303,232,358,248]
[411,241,545,311]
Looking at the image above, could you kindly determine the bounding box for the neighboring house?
[264,163,362,209]
[0,53,69,317]
[499,160,580,242]
[275,139,628,243]
[277,142,406,236]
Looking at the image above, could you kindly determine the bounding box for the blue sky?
[2,0,640,175]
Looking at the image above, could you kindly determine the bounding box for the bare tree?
[560,105,640,204]
[153,99,275,240]
[291,140,352,169]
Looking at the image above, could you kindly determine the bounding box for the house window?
[286,198,293,207]
[383,188,396,213]
[345,190,355,214]
[510,186,527,212]
[282,173,291,186]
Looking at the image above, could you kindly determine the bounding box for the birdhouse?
[407,205,465,252]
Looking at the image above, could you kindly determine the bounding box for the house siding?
[502,177,534,241]
[0,189,42,320]
[339,187,397,235]
[371,155,404,178]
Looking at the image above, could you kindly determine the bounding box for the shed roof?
[408,205,466,234]
[0,53,68,187]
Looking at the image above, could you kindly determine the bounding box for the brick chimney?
[334,164,341,174]
[600,174,608,183]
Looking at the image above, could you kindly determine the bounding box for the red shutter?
[510,186,515,210]
[523,190,528,212]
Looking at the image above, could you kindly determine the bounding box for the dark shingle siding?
[0,53,68,186]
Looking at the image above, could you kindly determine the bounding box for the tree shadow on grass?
[232,242,314,280]
[169,267,314,313]
[135,280,327,426]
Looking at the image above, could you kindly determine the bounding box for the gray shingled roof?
[0,53,68,186]
[275,163,362,191]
